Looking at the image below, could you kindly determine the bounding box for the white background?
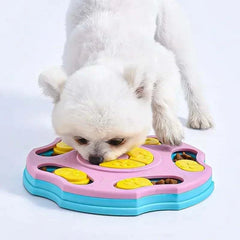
[0,0,239,239]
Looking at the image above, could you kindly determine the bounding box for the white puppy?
[39,0,213,165]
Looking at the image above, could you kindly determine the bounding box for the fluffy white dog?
[39,0,213,165]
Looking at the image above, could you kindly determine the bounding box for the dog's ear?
[38,66,67,103]
[123,66,153,100]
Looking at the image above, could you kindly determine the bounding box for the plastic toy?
[23,137,214,216]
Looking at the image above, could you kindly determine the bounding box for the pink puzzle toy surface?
[23,136,214,216]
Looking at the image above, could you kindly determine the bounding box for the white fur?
[39,0,213,162]
[39,66,67,102]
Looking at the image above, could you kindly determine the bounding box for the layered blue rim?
[23,168,214,216]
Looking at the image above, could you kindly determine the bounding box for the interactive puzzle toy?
[23,137,214,216]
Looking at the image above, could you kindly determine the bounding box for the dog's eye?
[74,137,89,145]
[107,138,125,146]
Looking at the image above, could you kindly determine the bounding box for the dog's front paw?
[154,118,184,146]
[188,111,214,130]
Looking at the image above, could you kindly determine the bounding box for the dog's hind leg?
[155,0,213,129]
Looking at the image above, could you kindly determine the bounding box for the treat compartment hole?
[172,151,196,162]
[38,165,60,172]
[114,176,183,190]
[38,165,93,184]
[172,151,205,172]
[149,177,183,185]
[37,149,55,157]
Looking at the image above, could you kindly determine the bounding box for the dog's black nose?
[89,155,104,165]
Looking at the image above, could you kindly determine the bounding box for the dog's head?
[39,65,153,164]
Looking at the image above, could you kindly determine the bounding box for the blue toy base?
[23,168,214,216]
